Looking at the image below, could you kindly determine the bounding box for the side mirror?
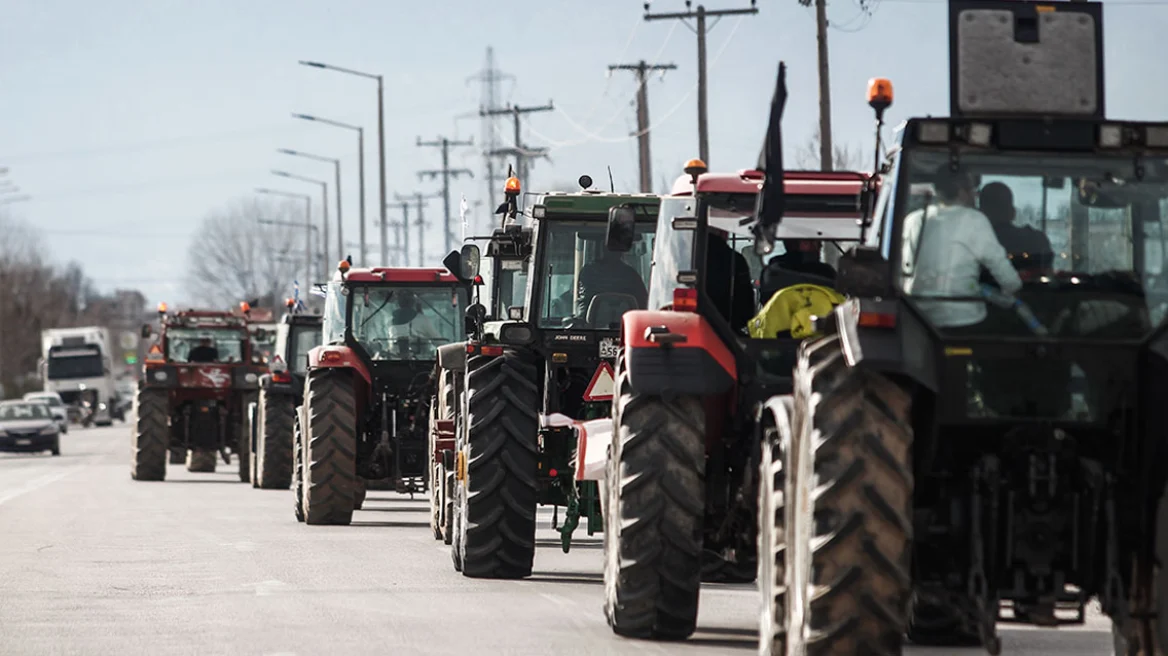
[606,204,637,252]
[140,324,152,339]
[443,245,481,282]
[465,302,487,334]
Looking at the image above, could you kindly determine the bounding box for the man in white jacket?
[901,171,1023,331]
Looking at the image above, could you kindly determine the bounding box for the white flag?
[460,194,469,241]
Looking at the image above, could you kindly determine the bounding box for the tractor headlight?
[153,371,168,382]
[244,373,258,384]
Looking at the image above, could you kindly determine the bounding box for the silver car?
[0,401,60,456]
[23,392,69,434]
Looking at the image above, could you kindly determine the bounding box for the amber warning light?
[867,77,893,114]
[157,302,167,313]
[504,176,521,195]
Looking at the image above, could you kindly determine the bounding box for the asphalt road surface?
[0,423,1117,655]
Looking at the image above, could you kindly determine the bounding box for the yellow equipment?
[748,283,846,339]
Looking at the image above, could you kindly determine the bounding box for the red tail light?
[480,345,503,357]
[272,371,292,383]
[673,288,698,312]
[857,312,896,328]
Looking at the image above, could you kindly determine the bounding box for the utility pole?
[481,102,554,184]
[468,47,514,224]
[796,0,833,170]
[396,192,439,266]
[608,60,677,193]
[644,1,759,165]
[417,136,475,254]
[386,200,411,266]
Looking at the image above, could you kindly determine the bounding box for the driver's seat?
[586,293,639,329]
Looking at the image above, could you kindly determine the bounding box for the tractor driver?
[978,182,1055,273]
[758,239,838,305]
[575,249,649,317]
[388,290,440,341]
[188,338,219,363]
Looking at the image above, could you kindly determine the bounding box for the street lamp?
[277,148,343,266]
[292,113,367,268]
[255,187,313,285]
[297,61,387,267]
[271,170,329,271]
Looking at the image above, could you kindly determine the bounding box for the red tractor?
[601,158,874,641]
[293,253,475,525]
[132,303,265,481]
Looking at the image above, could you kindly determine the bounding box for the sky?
[1,0,1166,306]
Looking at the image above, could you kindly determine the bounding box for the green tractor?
[437,174,659,578]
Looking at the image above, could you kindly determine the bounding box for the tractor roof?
[671,169,872,197]
[165,310,248,329]
[341,267,461,284]
[532,191,659,217]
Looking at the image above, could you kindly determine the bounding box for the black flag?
[752,62,787,252]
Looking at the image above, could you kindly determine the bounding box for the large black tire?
[187,449,217,473]
[131,389,168,481]
[603,356,706,641]
[786,334,913,655]
[249,403,259,489]
[236,392,256,483]
[303,370,358,526]
[256,390,295,489]
[457,352,540,579]
[293,409,306,523]
[758,396,794,655]
[1112,482,1168,656]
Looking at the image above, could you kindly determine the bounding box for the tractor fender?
[621,310,737,397]
[435,342,467,371]
[833,298,938,392]
[307,345,372,386]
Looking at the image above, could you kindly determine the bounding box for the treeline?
[0,213,131,397]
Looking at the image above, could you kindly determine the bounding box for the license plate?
[14,438,31,446]
[598,338,620,359]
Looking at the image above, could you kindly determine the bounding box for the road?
[0,424,1117,656]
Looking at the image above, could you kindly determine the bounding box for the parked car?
[0,401,61,456]
[23,391,68,434]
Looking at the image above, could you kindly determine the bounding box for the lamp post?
[271,170,329,270]
[292,113,367,267]
[255,188,313,285]
[277,148,343,265]
[297,61,387,266]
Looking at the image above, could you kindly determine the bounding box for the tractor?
[248,297,322,489]
[444,174,660,579]
[131,303,264,481]
[600,143,874,639]
[293,254,475,525]
[428,211,531,545]
[759,2,1168,655]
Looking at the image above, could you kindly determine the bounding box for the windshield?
[26,395,62,407]
[323,281,347,345]
[349,284,466,361]
[46,348,103,380]
[0,403,50,420]
[538,219,656,330]
[288,324,322,374]
[165,328,247,363]
[896,149,1168,339]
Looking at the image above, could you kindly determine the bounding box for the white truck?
[40,327,120,427]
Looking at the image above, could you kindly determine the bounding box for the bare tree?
[794,125,864,171]
[185,197,308,309]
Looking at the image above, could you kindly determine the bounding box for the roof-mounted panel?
[949,0,1103,119]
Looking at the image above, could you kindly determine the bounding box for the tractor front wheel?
[256,389,295,489]
[758,395,794,656]
[131,388,168,481]
[603,357,706,641]
[786,334,913,655]
[303,369,358,525]
[457,352,540,579]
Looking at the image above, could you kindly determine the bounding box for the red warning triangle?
[583,362,616,402]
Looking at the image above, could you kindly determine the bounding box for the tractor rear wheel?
[303,369,358,525]
[604,357,706,641]
[293,408,306,523]
[131,388,168,481]
[786,334,913,655]
[186,449,217,473]
[758,396,794,656]
[457,352,540,579]
[256,390,295,489]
